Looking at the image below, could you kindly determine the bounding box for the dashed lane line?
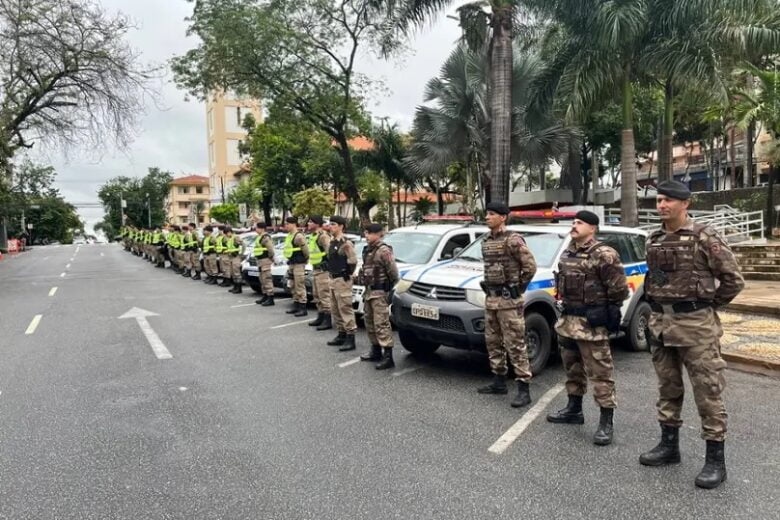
[230,303,256,308]
[25,315,43,335]
[270,320,310,330]
[338,357,361,368]
[48,287,58,296]
[59,272,66,278]
[392,367,421,377]
[487,383,565,455]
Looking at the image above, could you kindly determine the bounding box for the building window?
[178,186,189,195]
[225,106,253,133]
[179,216,188,224]
[196,186,204,194]
[227,139,242,166]
[209,143,216,168]
[198,216,205,224]
[178,201,190,209]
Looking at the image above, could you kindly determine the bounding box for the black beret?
[188,223,197,228]
[308,215,323,225]
[575,210,599,226]
[657,180,691,200]
[204,225,213,232]
[330,215,347,226]
[485,202,510,215]
[255,221,267,229]
[365,223,384,233]
[285,216,298,224]
[217,225,225,231]
[224,226,233,233]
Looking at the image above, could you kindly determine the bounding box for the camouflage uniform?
[286,231,310,305]
[361,240,399,348]
[328,236,358,335]
[482,229,537,382]
[554,238,629,408]
[645,217,745,441]
[202,234,219,278]
[254,233,276,297]
[225,234,245,283]
[310,230,332,313]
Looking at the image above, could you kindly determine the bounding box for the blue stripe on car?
[415,259,457,281]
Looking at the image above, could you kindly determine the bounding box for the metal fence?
[606,205,764,243]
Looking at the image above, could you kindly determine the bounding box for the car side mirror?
[452,247,463,257]
[440,253,452,260]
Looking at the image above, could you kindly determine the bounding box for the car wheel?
[525,312,552,375]
[399,329,439,356]
[626,301,651,352]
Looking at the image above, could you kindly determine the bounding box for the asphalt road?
[1,244,779,519]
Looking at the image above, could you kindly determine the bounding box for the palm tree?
[406,41,575,211]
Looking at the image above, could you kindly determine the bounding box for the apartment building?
[166,175,211,226]
[206,92,262,204]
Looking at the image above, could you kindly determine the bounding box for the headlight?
[394,279,413,294]
[465,288,486,308]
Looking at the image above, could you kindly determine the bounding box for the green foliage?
[373,204,388,225]
[228,180,262,210]
[209,203,240,225]
[356,170,389,214]
[97,167,172,230]
[292,188,335,217]
[410,196,435,223]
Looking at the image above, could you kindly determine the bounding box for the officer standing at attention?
[547,210,628,446]
[639,180,744,489]
[359,223,399,370]
[152,226,165,268]
[223,226,245,294]
[201,225,219,284]
[283,216,310,317]
[326,215,359,350]
[187,223,203,281]
[254,222,277,306]
[479,202,537,408]
[215,225,231,287]
[306,215,333,330]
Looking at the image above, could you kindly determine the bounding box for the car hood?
[402,259,556,292]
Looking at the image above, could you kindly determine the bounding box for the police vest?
[646,223,717,303]
[215,235,225,253]
[253,233,271,259]
[202,235,216,254]
[284,232,307,264]
[152,232,163,245]
[328,237,350,277]
[169,233,181,248]
[183,232,197,250]
[482,231,524,287]
[308,232,327,267]
[362,242,392,289]
[224,236,241,254]
[557,241,611,306]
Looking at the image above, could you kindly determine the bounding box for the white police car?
[352,217,488,316]
[241,232,287,293]
[391,223,650,375]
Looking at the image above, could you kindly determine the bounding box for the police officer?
[201,225,219,284]
[326,215,359,349]
[187,223,203,280]
[547,210,628,446]
[152,226,165,268]
[639,180,744,489]
[215,225,232,287]
[253,222,276,306]
[181,224,196,278]
[283,216,310,317]
[479,202,537,408]
[167,226,183,273]
[359,223,399,370]
[223,226,245,293]
[306,215,333,330]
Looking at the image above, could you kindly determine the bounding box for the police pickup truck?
[391,223,650,375]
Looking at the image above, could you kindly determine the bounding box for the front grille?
[408,282,466,301]
[401,307,466,332]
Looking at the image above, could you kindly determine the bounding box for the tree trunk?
[745,120,755,187]
[334,133,368,225]
[620,70,639,227]
[591,148,599,203]
[539,165,546,191]
[729,126,737,189]
[659,81,674,183]
[387,180,395,229]
[567,141,582,204]
[768,163,776,238]
[487,6,513,205]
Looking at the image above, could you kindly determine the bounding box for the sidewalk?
[726,280,780,317]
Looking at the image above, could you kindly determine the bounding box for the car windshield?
[383,232,441,265]
[456,232,564,268]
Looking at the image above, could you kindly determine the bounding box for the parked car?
[391,224,650,375]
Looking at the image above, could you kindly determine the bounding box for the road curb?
[725,302,780,317]
[723,351,780,378]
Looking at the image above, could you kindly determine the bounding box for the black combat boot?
[477,374,508,395]
[228,282,240,294]
[375,348,395,370]
[593,407,614,446]
[219,277,232,287]
[546,395,585,424]
[181,268,190,277]
[339,334,356,352]
[192,271,201,281]
[293,302,308,317]
[205,276,217,285]
[261,296,275,307]
[316,313,333,331]
[286,302,301,314]
[256,294,269,305]
[695,441,727,489]
[234,282,242,294]
[639,424,681,466]
[360,344,381,361]
[328,331,347,346]
[510,381,532,408]
[308,312,324,327]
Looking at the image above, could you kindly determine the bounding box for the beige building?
[206,92,262,204]
[166,175,211,226]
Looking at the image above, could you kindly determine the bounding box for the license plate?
[411,303,439,321]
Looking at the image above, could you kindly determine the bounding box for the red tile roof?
[335,190,459,203]
[170,175,209,186]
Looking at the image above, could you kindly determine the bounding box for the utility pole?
[146,192,151,228]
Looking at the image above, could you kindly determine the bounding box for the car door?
[438,233,472,260]
[596,232,639,316]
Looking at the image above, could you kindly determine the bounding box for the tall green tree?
[97,168,173,230]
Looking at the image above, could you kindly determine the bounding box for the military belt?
[649,301,712,314]
[482,283,521,299]
[368,282,392,291]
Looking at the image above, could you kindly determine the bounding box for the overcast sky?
[26,0,465,231]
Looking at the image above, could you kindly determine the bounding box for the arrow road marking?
[118,307,172,360]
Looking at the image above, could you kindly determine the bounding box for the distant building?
[166,175,210,225]
[206,92,262,204]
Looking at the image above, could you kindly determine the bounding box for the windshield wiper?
[394,257,406,263]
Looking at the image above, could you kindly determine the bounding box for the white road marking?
[100,252,104,257]
[59,272,66,278]
[48,287,58,296]
[179,387,188,392]
[69,257,74,262]
[338,357,361,368]
[270,320,310,330]
[487,383,565,455]
[25,315,43,335]
[230,303,256,308]
[118,307,172,360]
[43,256,49,261]
[392,367,421,377]
[65,263,71,269]
[207,290,227,294]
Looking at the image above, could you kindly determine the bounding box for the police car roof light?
[421,214,475,222]
[509,210,578,220]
